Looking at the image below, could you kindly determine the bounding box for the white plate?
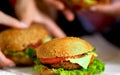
[0,70,16,75]
[1,34,120,75]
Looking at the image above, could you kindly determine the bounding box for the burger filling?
[3,48,36,65]
[3,36,52,65]
[3,48,36,59]
[34,48,105,75]
[3,36,52,59]
[3,40,41,59]
[40,52,96,70]
[2,40,42,65]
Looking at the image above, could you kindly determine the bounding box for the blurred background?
[0,0,120,74]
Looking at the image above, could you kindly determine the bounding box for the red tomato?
[29,40,42,48]
[39,54,84,64]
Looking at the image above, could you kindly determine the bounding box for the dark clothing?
[101,20,120,47]
[0,0,15,17]
[56,11,92,37]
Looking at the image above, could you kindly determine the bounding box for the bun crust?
[0,24,49,51]
[10,55,34,66]
[37,37,93,58]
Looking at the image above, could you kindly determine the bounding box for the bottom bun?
[39,66,58,75]
[10,56,34,66]
[39,66,89,75]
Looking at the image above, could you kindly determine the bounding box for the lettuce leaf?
[33,64,43,71]
[33,58,105,75]
[52,58,105,75]
[3,50,25,56]
[24,48,36,59]
[4,48,36,59]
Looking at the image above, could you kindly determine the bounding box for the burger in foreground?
[60,0,109,10]
[0,24,51,66]
[34,37,105,75]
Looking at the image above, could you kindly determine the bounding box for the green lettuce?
[24,48,36,59]
[4,50,25,56]
[53,58,105,75]
[33,58,105,75]
[4,48,36,59]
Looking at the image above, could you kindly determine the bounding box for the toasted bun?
[10,56,34,66]
[37,37,94,58]
[0,23,49,51]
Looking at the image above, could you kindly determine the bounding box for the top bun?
[37,37,94,58]
[0,23,49,51]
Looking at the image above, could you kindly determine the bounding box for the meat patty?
[50,55,95,70]
[51,61,81,70]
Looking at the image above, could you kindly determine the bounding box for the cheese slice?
[66,53,93,69]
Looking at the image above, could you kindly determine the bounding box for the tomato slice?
[40,54,85,64]
[40,57,66,64]
[28,40,42,48]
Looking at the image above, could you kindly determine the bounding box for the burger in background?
[60,0,110,10]
[0,23,52,66]
[34,37,105,75]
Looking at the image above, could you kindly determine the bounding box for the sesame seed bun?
[37,37,94,58]
[0,23,49,51]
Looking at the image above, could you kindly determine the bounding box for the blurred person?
[90,1,120,47]
[0,0,66,68]
[44,0,115,36]
[44,0,120,47]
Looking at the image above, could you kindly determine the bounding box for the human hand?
[90,1,120,17]
[0,50,15,68]
[0,11,28,29]
[15,0,66,38]
[44,0,74,21]
[44,0,109,21]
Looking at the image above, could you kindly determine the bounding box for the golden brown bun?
[39,66,59,75]
[37,37,94,58]
[10,55,34,66]
[39,66,89,75]
[0,23,49,51]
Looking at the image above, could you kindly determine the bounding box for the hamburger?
[60,0,109,10]
[34,37,105,75]
[0,23,52,66]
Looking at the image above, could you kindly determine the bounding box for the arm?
[90,1,120,17]
[15,0,66,38]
